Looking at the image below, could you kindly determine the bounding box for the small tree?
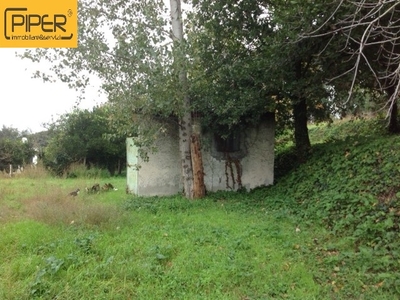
[22,0,204,198]
[43,107,125,176]
[190,0,332,162]
[0,126,35,171]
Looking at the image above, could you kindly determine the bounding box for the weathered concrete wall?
[202,119,275,191]
[126,125,181,196]
[126,117,275,196]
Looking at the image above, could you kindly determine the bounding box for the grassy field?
[0,174,324,299]
[1,118,400,299]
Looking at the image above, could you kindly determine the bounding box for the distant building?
[32,155,38,166]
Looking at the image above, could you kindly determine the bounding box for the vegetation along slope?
[1,118,400,299]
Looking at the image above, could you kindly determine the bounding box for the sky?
[0,48,106,133]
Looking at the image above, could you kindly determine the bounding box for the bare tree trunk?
[170,0,195,198]
[179,108,194,198]
[191,121,205,198]
[293,97,311,163]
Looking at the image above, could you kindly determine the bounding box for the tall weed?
[65,163,111,179]
[24,192,121,227]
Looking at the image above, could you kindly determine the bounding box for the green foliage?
[308,117,387,144]
[189,0,277,135]
[21,0,181,144]
[3,131,400,300]
[274,146,299,181]
[1,182,324,299]
[188,0,337,163]
[64,163,112,179]
[43,107,125,176]
[272,118,400,294]
[0,125,36,171]
[18,0,398,163]
[273,129,299,180]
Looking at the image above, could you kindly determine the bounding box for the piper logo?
[0,0,77,48]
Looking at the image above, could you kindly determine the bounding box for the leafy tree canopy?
[0,126,35,171]
[43,106,126,176]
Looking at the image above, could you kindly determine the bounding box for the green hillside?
[1,118,400,299]
[266,117,400,296]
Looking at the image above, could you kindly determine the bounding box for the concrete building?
[126,116,275,196]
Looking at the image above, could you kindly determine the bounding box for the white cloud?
[0,48,106,133]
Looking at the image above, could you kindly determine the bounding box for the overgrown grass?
[64,163,115,179]
[1,163,50,180]
[0,171,125,224]
[0,180,323,299]
[1,118,400,299]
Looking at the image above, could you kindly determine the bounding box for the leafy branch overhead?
[22,0,180,142]
[20,0,400,167]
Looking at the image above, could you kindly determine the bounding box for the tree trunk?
[170,0,196,198]
[191,122,205,198]
[386,86,399,133]
[293,97,311,162]
[117,159,122,175]
[179,110,194,198]
[293,59,311,162]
